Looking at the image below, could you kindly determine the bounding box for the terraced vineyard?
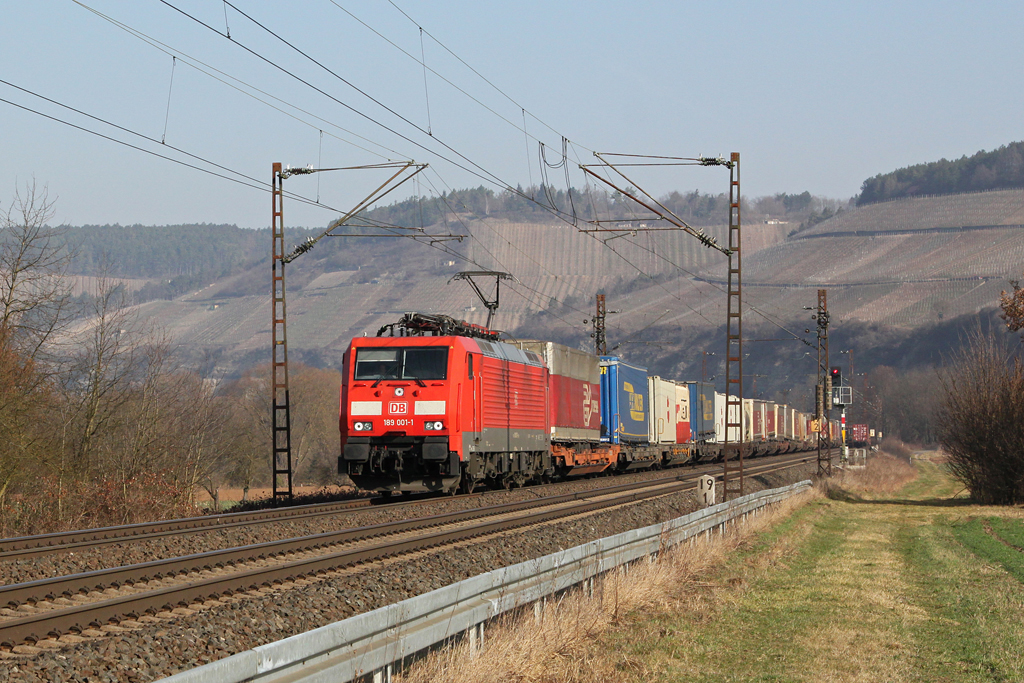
[799,188,1024,236]
[95,188,1024,371]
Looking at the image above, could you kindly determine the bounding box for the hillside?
[56,187,1024,415]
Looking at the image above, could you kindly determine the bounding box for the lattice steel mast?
[271,163,292,501]
[269,161,444,501]
[594,293,608,355]
[721,153,744,501]
[815,289,833,477]
[578,152,744,499]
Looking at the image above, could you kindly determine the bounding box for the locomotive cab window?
[354,347,449,381]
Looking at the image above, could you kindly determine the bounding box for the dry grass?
[824,454,918,499]
[879,437,916,460]
[397,490,819,683]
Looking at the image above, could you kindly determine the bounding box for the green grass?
[953,517,1024,584]
[605,460,1024,682]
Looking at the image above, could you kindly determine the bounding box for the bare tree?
[290,364,343,484]
[60,274,146,469]
[0,181,74,362]
[219,367,272,500]
[0,182,71,528]
[0,327,53,510]
[165,371,232,509]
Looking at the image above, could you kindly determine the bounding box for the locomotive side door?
[469,352,480,439]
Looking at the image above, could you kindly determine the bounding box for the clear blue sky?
[2,0,1022,228]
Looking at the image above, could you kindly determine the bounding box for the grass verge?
[396,490,818,683]
[399,456,1024,682]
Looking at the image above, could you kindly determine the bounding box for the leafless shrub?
[938,330,1024,504]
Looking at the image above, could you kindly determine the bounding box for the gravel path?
[0,463,815,683]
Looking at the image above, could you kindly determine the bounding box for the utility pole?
[269,160,438,501]
[814,289,832,478]
[721,153,744,501]
[578,151,743,499]
[271,163,292,502]
[594,293,607,355]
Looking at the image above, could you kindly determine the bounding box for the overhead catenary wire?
[161,55,176,144]
[156,0,593,231]
[76,1,773,343]
[419,27,432,136]
[325,0,562,151]
[14,8,712,345]
[71,0,406,162]
[80,0,608,249]
[422,168,597,308]
[10,66,779,346]
[0,78,395,221]
[0,87,470,252]
[383,0,594,153]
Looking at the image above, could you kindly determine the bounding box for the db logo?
[582,384,598,426]
[388,402,408,415]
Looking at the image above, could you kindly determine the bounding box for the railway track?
[0,453,813,648]
[0,451,810,561]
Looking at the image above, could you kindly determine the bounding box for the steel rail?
[0,451,811,560]
[0,467,727,608]
[0,494,487,560]
[0,455,814,647]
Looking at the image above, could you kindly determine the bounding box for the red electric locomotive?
[339,314,552,494]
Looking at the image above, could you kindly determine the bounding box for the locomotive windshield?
[354,346,449,381]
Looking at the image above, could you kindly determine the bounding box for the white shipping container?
[713,392,726,443]
[673,381,691,444]
[714,392,743,443]
[752,400,767,441]
[766,402,778,439]
[742,399,754,442]
[647,376,676,444]
[727,395,742,443]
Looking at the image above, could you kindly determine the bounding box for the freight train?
[338,313,837,494]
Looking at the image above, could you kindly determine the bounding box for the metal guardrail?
[159,480,812,683]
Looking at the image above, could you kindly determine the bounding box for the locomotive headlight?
[394,387,405,397]
[424,420,444,431]
[353,421,373,431]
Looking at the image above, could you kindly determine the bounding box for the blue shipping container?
[599,357,649,444]
[687,381,717,442]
